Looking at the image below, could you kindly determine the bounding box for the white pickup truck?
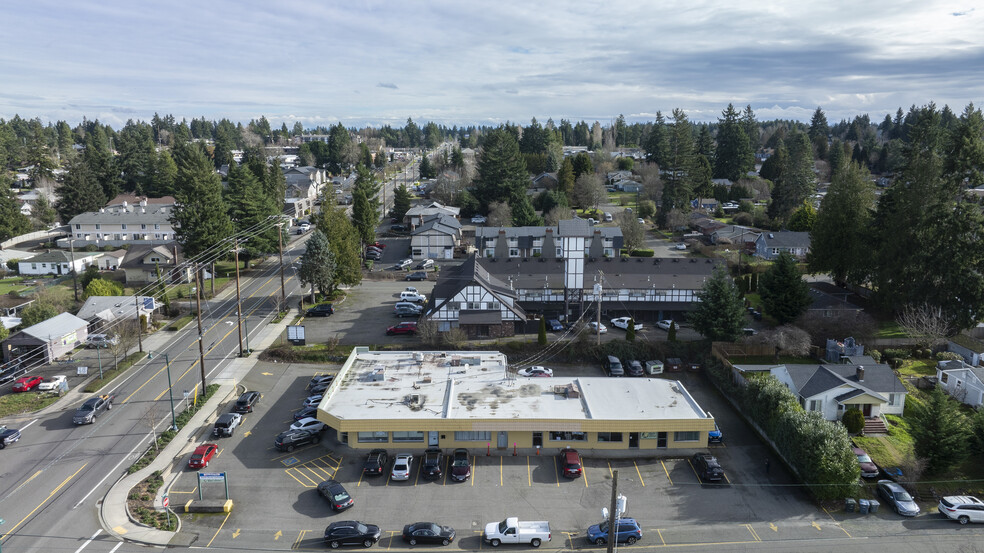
[483,517,551,547]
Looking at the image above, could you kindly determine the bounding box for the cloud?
[377,83,398,89]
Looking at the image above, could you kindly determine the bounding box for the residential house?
[61,195,177,248]
[735,359,906,421]
[606,170,633,184]
[94,250,127,270]
[404,202,460,229]
[423,255,527,338]
[709,225,760,248]
[531,172,558,191]
[121,244,187,285]
[947,334,984,366]
[410,215,461,260]
[475,220,622,260]
[937,360,984,407]
[696,198,720,211]
[283,166,326,217]
[3,312,88,364]
[76,295,157,333]
[611,179,641,193]
[692,217,727,236]
[754,231,811,260]
[18,250,99,276]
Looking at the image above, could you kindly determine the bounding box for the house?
[612,179,641,193]
[424,255,527,338]
[283,166,327,217]
[735,360,906,421]
[475,220,622,260]
[709,225,760,247]
[606,170,633,184]
[809,289,865,318]
[936,360,984,407]
[692,217,727,236]
[94,250,127,271]
[61,195,177,248]
[76,295,157,332]
[531,172,558,190]
[404,202,460,229]
[754,231,811,260]
[18,250,99,276]
[410,215,461,260]
[697,198,720,211]
[3,312,89,364]
[947,334,984,366]
[121,244,187,285]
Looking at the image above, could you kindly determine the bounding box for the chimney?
[122,200,128,208]
[140,198,147,207]
[856,366,864,382]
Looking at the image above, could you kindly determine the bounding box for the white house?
[76,295,157,331]
[410,215,461,260]
[404,202,460,229]
[947,334,984,366]
[424,255,527,338]
[62,195,178,248]
[937,360,984,408]
[18,250,99,276]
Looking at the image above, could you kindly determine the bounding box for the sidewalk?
[97,305,294,547]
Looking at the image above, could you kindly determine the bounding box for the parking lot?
[166,359,961,551]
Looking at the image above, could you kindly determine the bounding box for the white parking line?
[73,530,102,553]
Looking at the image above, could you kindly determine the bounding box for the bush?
[935,351,962,362]
[883,348,912,361]
[842,408,865,434]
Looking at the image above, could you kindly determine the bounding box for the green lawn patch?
[877,321,908,339]
[0,278,31,296]
[84,351,148,393]
[897,359,937,378]
[0,391,61,417]
[166,315,194,331]
[266,343,351,364]
[127,384,219,474]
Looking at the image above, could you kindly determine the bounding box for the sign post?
[197,472,229,500]
[162,494,170,527]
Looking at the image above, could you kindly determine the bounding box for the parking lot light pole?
[148,351,178,431]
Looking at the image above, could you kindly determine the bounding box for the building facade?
[62,196,177,248]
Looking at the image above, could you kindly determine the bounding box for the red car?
[369,242,386,249]
[12,375,43,392]
[188,443,218,469]
[387,322,418,336]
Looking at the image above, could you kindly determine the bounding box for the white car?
[396,258,413,269]
[290,417,326,432]
[637,218,645,225]
[610,317,643,331]
[518,366,553,378]
[657,320,673,331]
[471,215,487,224]
[302,394,324,408]
[399,291,427,303]
[588,321,608,334]
[37,375,67,391]
[404,287,419,295]
[675,243,687,250]
[391,453,413,480]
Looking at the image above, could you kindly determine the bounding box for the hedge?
[620,249,655,257]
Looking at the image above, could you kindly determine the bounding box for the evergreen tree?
[392,184,412,221]
[170,145,234,257]
[56,158,106,223]
[626,318,636,342]
[511,196,542,227]
[311,205,362,290]
[759,139,787,183]
[808,107,829,159]
[944,103,984,191]
[359,143,373,169]
[326,123,352,174]
[910,386,970,474]
[84,278,124,298]
[786,201,817,232]
[26,131,56,186]
[82,124,121,200]
[768,131,815,222]
[557,157,575,204]
[418,154,435,179]
[810,170,875,287]
[31,193,57,227]
[474,127,528,210]
[298,229,337,299]
[225,163,279,265]
[350,164,381,246]
[643,112,669,167]
[538,316,547,346]
[714,104,753,181]
[742,105,759,150]
[19,301,57,328]
[571,151,594,182]
[0,177,32,241]
[451,146,464,170]
[667,320,677,342]
[660,109,695,218]
[827,139,846,176]
[148,150,178,197]
[688,265,746,341]
[758,252,811,324]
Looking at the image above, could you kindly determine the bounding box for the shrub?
[869,350,882,363]
[935,351,962,362]
[883,348,912,361]
[842,408,865,434]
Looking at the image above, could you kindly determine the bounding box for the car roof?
[943,495,984,505]
[194,444,214,452]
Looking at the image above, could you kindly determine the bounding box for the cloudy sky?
[1,0,981,128]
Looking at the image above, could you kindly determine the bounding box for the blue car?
[586,518,642,546]
[547,319,564,331]
[708,422,723,443]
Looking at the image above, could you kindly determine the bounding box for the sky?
[1,0,982,129]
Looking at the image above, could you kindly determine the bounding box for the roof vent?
[768,233,774,238]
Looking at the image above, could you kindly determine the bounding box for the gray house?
[410,215,462,260]
[3,313,88,364]
[754,231,811,260]
[475,220,623,260]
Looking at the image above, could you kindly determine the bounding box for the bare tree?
[543,206,567,226]
[109,321,139,370]
[416,319,442,346]
[897,303,953,347]
[748,324,812,357]
[142,401,162,453]
[430,170,464,205]
[573,173,606,210]
[637,162,664,204]
[488,201,512,227]
[443,327,468,348]
[663,208,688,231]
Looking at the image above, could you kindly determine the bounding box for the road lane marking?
[22,470,42,486]
[109,543,123,553]
[206,511,232,547]
[72,530,102,553]
[744,524,761,541]
[657,529,666,546]
[526,456,531,487]
[634,460,645,486]
[285,470,309,487]
[275,530,283,540]
[292,530,308,549]
[3,462,88,539]
[232,528,241,539]
[661,460,673,485]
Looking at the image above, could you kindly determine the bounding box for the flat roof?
[320,349,710,423]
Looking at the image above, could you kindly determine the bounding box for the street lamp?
[147,350,178,431]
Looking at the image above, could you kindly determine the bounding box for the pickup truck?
[73,394,115,425]
[483,517,551,548]
[0,424,21,449]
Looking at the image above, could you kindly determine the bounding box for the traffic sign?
[198,472,226,481]
[162,496,169,507]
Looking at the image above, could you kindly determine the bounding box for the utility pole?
[607,470,619,553]
[135,294,143,352]
[69,239,79,301]
[596,271,603,347]
[233,239,244,357]
[278,223,286,307]
[194,265,207,396]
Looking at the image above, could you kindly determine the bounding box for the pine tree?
[298,229,338,299]
[643,112,669,167]
[910,386,970,474]
[667,321,677,342]
[808,107,829,159]
[474,127,528,210]
[350,165,380,245]
[56,158,106,223]
[626,318,636,342]
[557,157,575,205]
[148,150,178,197]
[419,154,434,179]
[758,252,812,324]
[510,195,542,227]
[688,265,745,341]
[661,109,695,218]
[170,145,234,257]
[786,201,817,232]
[31,193,56,227]
[311,205,363,290]
[392,185,412,221]
[0,176,32,241]
[225,163,279,265]
[714,104,753,181]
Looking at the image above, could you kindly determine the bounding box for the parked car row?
[603,356,672,377]
[277,377,335,452]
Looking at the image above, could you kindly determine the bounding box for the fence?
[0,226,69,250]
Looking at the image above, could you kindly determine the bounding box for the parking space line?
[633,460,645,487]
[414,459,422,486]
[499,455,503,487]
[170,487,198,494]
[288,468,319,487]
[310,457,336,477]
[744,524,761,541]
[583,462,588,487]
[357,469,366,487]
[301,466,324,482]
[552,457,559,486]
[285,469,309,487]
[474,530,484,549]
[723,472,731,485]
[471,455,476,486]
[292,529,307,549]
[526,456,531,487]
[657,528,666,546]
[443,457,449,486]
[607,461,613,479]
[687,458,702,483]
[206,511,232,547]
[387,530,399,550]
[563,532,577,549]
[661,460,673,485]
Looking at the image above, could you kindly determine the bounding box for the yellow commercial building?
[317,347,716,452]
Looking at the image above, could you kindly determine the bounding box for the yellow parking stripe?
[661,460,673,485]
[289,468,319,486]
[526,456,531,487]
[285,470,309,487]
[634,460,645,487]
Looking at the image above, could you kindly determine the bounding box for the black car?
[450,448,471,482]
[390,224,408,232]
[363,449,389,476]
[318,479,355,511]
[395,307,421,318]
[275,428,320,452]
[309,375,335,389]
[405,271,428,281]
[233,391,261,413]
[692,453,724,482]
[402,522,456,546]
[293,406,318,422]
[310,378,335,395]
[324,521,380,548]
[307,304,335,317]
[422,448,444,479]
[0,424,21,449]
[625,359,645,377]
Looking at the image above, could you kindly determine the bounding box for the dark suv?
[422,448,444,479]
[692,453,724,482]
[275,428,320,452]
[625,359,644,377]
[233,391,261,413]
[307,303,335,317]
[363,449,389,476]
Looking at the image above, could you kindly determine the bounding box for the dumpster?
[858,498,870,514]
[869,499,880,514]
[845,498,857,512]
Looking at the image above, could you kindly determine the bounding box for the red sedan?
[387,322,418,336]
[12,376,43,392]
[188,443,218,469]
[369,242,387,249]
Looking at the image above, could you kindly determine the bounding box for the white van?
[645,360,664,375]
[603,212,613,222]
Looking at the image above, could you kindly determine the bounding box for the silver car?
[876,480,919,516]
[391,454,413,481]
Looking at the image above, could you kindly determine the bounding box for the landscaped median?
[83,351,148,393]
[0,390,62,417]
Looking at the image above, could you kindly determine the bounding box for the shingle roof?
[412,215,460,236]
[21,250,97,264]
[786,362,904,399]
[427,255,526,322]
[760,231,811,248]
[21,313,87,340]
[483,257,722,292]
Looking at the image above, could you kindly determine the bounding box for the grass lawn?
[877,321,908,339]
[0,277,32,296]
[84,351,148,393]
[854,415,914,468]
[897,359,937,378]
[166,315,194,331]
[0,391,61,417]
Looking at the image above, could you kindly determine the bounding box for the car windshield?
[857,453,872,463]
[79,403,94,412]
[453,458,468,467]
[598,522,609,532]
[894,490,913,501]
[355,523,368,534]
